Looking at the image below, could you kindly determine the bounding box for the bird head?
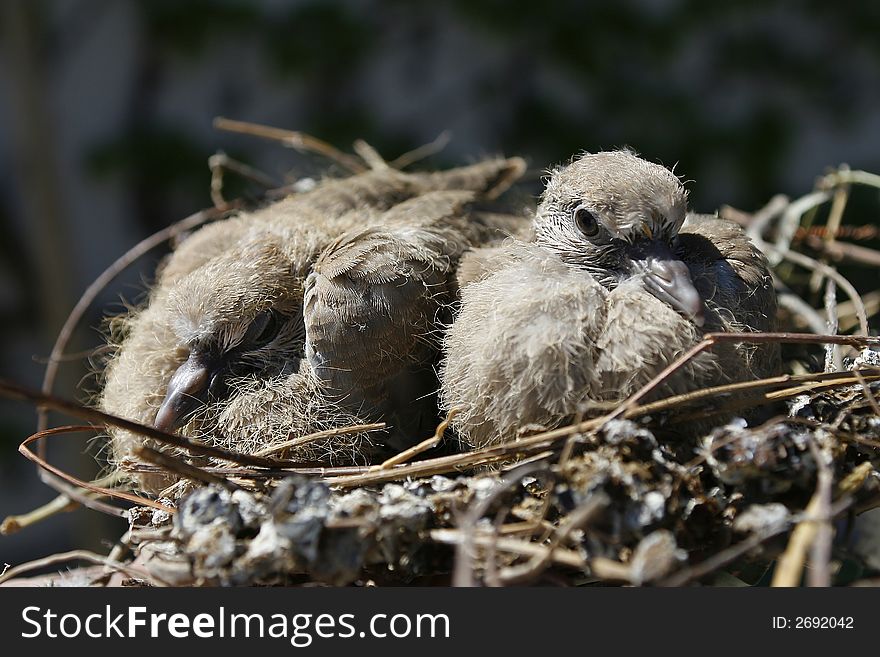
[534,149,703,325]
[152,234,305,433]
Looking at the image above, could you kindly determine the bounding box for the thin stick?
[0,550,168,587]
[1,493,77,535]
[852,369,880,417]
[253,422,385,458]
[806,439,834,587]
[660,527,788,587]
[2,379,284,468]
[805,235,880,268]
[209,151,278,207]
[18,425,174,514]
[778,290,828,335]
[352,139,389,170]
[1,470,124,534]
[819,169,880,190]
[451,463,547,587]
[810,174,849,292]
[376,410,458,470]
[759,242,869,336]
[767,190,831,267]
[135,446,240,491]
[389,131,452,170]
[772,489,826,586]
[431,529,586,570]
[498,493,607,585]
[213,117,366,173]
[602,332,880,424]
[823,279,842,372]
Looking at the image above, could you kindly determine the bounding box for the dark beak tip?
[153,353,215,433]
[153,403,178,434]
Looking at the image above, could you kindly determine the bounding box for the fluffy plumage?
[440,150,778,447]
[100,158,526,492]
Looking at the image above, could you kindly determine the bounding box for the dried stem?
[213,117,366,173]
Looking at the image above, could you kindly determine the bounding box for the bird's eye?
[573,205,599,237]
[244,310,281,347]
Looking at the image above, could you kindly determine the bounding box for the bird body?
[440,150,778,447]
[100,156,526,491]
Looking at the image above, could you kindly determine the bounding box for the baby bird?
[440,150,778,447]
[100,157,526,491]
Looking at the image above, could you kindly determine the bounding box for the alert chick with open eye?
[440,150,778,447]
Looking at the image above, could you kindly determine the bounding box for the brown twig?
[253,423,386,459]
[806,437,834,587]
[451,462,547,587]
[17,425,174,514]
[375,409,458,470]
[0,549,169,587]
[213,117,366,173]
[1,470,124,534]
[2,379,284,469]
[135,446,240,492]
[497,492,607,585]
[389,131,452,170]
[208,151,278,207]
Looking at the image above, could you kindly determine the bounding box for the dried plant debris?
[109,398,879,587]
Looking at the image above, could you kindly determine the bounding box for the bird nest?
[2,125,880,587]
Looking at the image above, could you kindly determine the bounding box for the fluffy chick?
[100,158,526,492]
[440,150,778,447]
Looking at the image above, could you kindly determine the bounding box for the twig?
[497,493,607,585]
[135,446,240,491]
[757,240,869,336]
[777,287,828,335]
[213,117,366,173]
[375,410,458,470]
[805,235,880,268]
[818,169,880,190]
[253,423,386,459]
[806,438,834,587]
[451,463,547,587]
[2,493,77,535]
[352,139,389,170]
[660,527,788,587]
[389,131,452,170]
[1,470,124,534]
[767,190,831,267]
[810,173,849,292]
[208,151,278,207]
[852,369,880,417]
[721,194,788,233]
[823,279,842,372]
[0,550,168,587]
[1,379,285,468]
[432,529,586,570]
[18,425,174,514]
[772,434,847,588]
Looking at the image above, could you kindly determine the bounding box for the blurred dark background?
[2,0,880,565]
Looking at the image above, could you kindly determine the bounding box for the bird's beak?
[154,350,222,433]
[632,240,705,327]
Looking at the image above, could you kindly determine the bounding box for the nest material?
[3,129,880,587]
[112,376,879,587]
